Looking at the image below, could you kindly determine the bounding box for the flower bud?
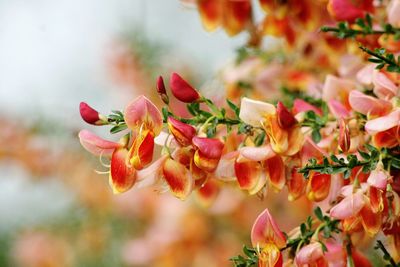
[276,101,297,129]
[156,76,169,104]
[79,102,106,125]
[339,118,350,153]
[167,117,196,147]
[170,72,201,103]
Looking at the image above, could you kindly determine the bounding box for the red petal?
[307,173,331,202]
[110,148,136,194]
[167,117,196,147]
[234,160,264,191]
[197,0,222,31]
[79,102,102,125]
[196,178,220,207]
[266,155,285,192]
[129,130,155,170]
[277,102,297,129]
[163,158,193,200]
[170,73,201,103]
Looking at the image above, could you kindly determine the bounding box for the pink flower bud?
[156,76,169,104]
[276,101,297,129]
[170,72,201,103]
[338,118,350,153]
[79,102,105,125]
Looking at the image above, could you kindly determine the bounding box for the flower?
[251,208,286,267]
[239,97,304,156]
[79,95,162,193]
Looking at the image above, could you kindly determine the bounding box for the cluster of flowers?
[79,0,400,266]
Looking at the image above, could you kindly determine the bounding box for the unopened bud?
[339,118,350,153]
[79,102,107,125]
[170,72,201,103]
[167,117,196,147]
[156,76,169,104]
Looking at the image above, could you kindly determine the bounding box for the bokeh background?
[0,1,308,266]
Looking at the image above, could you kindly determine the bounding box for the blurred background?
[0,1,308,266]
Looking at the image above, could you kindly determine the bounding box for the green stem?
[376,240,398,267]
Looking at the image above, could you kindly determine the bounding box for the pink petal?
[124,95,163,135]
[135,155,168,188]
[348,90,392,116]
[356,64,375,85]
[78,129,122,156]
[365,109,400,134]
[388,0,400,27]
[239,145,276,162]
[239,97,276,127]
[293,99,322,116]
[251,208,286,249]
[367,169,389,190]
[328,99,351,118]
[373,71,399,99]
[330,191,365,219]
[295,242,324,266]
[214,151,238,181]
[322,75,356,101]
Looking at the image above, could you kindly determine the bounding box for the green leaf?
[110,124,127,134]
[311,130,322,143]
[227,99,240,118]
[254,132,266,147]
[314,207,324,221]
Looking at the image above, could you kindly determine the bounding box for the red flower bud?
[167,117,196,147]
[79,102,105,125]
[192,136,224,172]
[170,72,201,103]
[277,101,297,129]
[339,118,351,153]
[156,76,169,104]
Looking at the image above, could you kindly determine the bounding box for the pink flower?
[348,90,392,117]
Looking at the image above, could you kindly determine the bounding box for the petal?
[348,90,392,116]
[369,186,385,213]
[367,169,389,190]
[169,73,201,103]
[135,155,167,188]
[124,95,162,135]
[295,242,324,266]
[388,0,400,27]
[234,160,266,194]
[109,148,136,194]
[239,145,276,162]
[284,125,304,156]
[373,71,399,99]
[192,137,224,172]
[129,130,155,170]
[293,99,323,116]
[197,0,222,32]
[222,0,251,36]
[328,99,351,119]
[251,208,286,248]
[162,158,193,200]
[365,109,400,134]
[263,114,288,155]
[360,199,382,236]
[276,101,297,129]
[265,155,285,192]
[322,75,355,102]
[356,64,375,85]
[330,191,365,219]
[214,151,238,181]
[196,178,220,207]
[167,117,196,147]
[306,173,331,202]
[328,0,373,22]
[287,167,306,201]
[239,97,276,127]
[78,129,122,156]
[373,126,400,148]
